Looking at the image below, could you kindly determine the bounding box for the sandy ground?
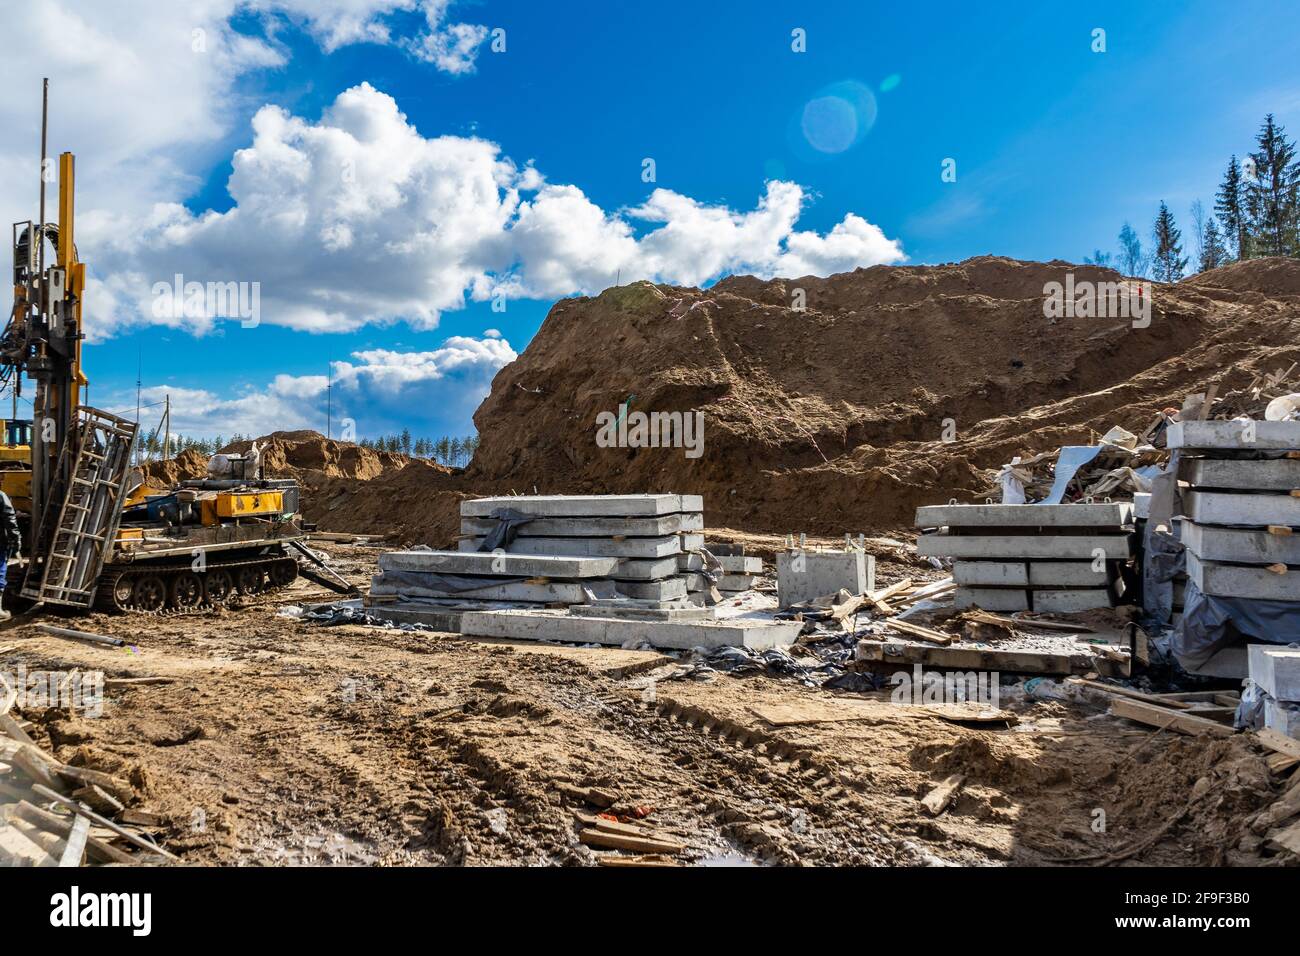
[0,543,1286,867]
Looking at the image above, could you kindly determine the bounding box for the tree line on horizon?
[140,431,481,467]
[1085,113,1300,282]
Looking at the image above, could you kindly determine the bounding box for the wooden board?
[858,640,1128,677]
[1109,698,1235,737]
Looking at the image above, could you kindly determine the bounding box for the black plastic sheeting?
[475,508,536,552]
[1171,579,1300,672]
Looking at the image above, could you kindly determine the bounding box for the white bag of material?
[1265,393,1300,422]
[999,458,1027,504]
[207,454,233,477]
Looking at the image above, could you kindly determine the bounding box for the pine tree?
[435,436,450,464]
[1151,202,1188,283]
[1200,218,1228,273]
[1215,155,1248,260]
[1245,114,1300,258]
[1083,249,1113,267]
[1118,223,1148,277]
[400,428,412,456]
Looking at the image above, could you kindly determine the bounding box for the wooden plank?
[921,774,964,816]
[31,784,179,861]
[579,828,684,855]
[883,619,954,645]
[1259,728,1300,761]
[58,814,91,867]
[1110,698,1235,737]
[13,801,134,865]
[1070,678,1193,710]
[858,640,1125,677]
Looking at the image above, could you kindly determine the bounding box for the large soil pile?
[466,256,1300,533]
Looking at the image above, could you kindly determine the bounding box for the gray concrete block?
[1133,493,1151,520]
[916,533,1135,560]
[456,535,682,559]
[1264,696,1300,738]
[378,550,618,578]
[365,604,465,631]
[954,587,1029,611]
[1181,457,1300,491]
[775,551,875,608]
[460,513,703,537]
[1167,420,1300,451]
[371,578,602,603]
[1248,644,1300,701]
[677,553,706,571]
[916,502,1133,528]
[614,577,688,601]
[1182,490,1300,526]
[953,561,1028,586]
[1182,521,1300,564]
[1029,562,1113,587]
[461,494,703,518]
[611,556,682,581]
[568,604,716,621]
[1032,589,1114,612]
[716,574,758,592]
[715,555,763,573]
[682,572,710,591]
[459,608,800,650]
[1187,552,1300,601]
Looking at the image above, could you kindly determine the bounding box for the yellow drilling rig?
[2,81,345,613]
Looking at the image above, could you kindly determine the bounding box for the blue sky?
[7,0,1299,443]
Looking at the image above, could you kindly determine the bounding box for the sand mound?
[464,255,1300,533]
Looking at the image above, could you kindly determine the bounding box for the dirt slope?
[465,256,1300,533]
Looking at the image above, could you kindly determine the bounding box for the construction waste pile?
[0,670,174,866]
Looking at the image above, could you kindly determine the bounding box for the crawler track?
[95,554,299,614]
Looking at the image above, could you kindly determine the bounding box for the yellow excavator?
[2,81,344,613]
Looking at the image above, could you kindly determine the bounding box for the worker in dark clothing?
[0,491,20,622]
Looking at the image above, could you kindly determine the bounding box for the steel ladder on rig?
[21,407,138,608]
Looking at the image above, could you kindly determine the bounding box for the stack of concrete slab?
[915,502,1135,612]
[368,550,621,602]
[1171,420,1300,605]
[457,494,704,603]
[1249,645,1300,740]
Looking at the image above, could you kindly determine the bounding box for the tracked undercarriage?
[95,550,300,613]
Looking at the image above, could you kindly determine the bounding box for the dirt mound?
[141,448,209,487]
[219,431,412,481]
[465,256,1300,533]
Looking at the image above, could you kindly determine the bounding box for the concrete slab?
[916,502,1133,528]
[370,578,602,603]
[715,555,763,574]
[1133,493,1151,520]
[954,587,1030,611]
[365,604,464,631]
[717,574,758,592]
[1182,521,1300,564]
[916,532,1135,560]
[459,608,800,651]
[1264,696,1300,738]
[457,535,682,559]
[1029,562,1113,587]
[678,553,706,571]
[1248,644,1300,701]
[1032,589,1115,612]
[461,494,703,518]
[611,556,682,581]
[775,551,875,608]
[568,604,716,621]
[460,513,703,537]
[1182,490,1300,526]
[1181,457,1300,491]
[1187,552,1300,601]
[953,561,1029,586]
[1167,420,1300,451]
[378,550,618,578]
[614,577,688,601]
[682,572,710,591]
